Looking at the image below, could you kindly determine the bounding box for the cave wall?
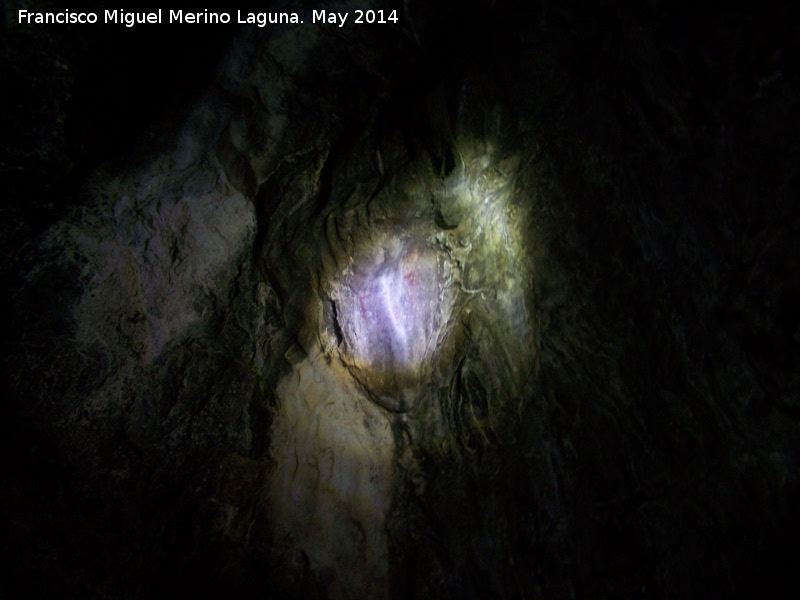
[2,1,799,598]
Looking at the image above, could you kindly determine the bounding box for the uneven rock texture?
[269,351,395,598]
[2,1,800,599]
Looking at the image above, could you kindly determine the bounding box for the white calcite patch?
[334,243,450,374]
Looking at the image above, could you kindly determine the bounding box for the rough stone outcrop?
[2,1,799,599]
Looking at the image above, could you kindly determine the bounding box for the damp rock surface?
[336,243,443,372]
[330,240,456,409]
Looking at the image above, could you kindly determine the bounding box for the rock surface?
[2,1,799,599]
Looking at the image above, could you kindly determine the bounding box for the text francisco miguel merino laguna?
[17,8,400,27]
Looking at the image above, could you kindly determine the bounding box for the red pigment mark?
[404,270,416,286]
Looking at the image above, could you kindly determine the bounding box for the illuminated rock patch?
[329,241,454,409]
